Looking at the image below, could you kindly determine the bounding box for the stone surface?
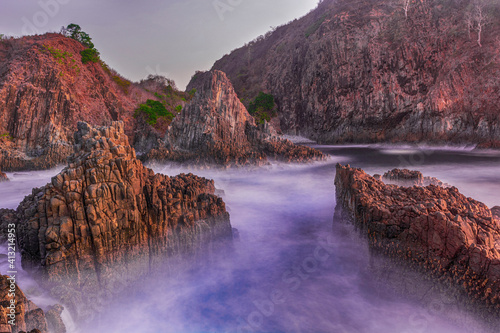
[213,0,500,145]
[0,209,17,243]
[0,34,154,171]
[145,70,324,166]
[382,168,450,187]
[14,121,232,320]
[0,170,8,182]
[335,164,500,312]
[45,305,66,333]
[0,275,48,333]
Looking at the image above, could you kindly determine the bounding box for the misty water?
[2,146,500,333]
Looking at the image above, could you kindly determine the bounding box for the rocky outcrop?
[0,34,154,171]
[0,275,49,333]
[213,0,500,145]
[44,305,65,333]
[382,168,450,187]
[146,70,324,166]
[335,164,500,312]
[0,169,8,182]
[15,121,232,319]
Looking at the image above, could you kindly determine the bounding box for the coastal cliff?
[146,70,324,166]
[14,121,232,319]
[335,164,500,314]
[213,0,500,146]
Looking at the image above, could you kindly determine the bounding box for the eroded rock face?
[335,164,500,312]
[0,34,153,171]
[0,275,49,333]
[213,0,500,145]
[15,121,232,319]
[146,70,324,166]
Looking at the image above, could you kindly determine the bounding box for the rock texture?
[0,170,8,182]
[0,275,48,333]
[382,168,450,187]
[14,121,232,319]
[213,0,500,145]
[146,70,324,166]
[0,34,155,171]
[335,164,500,313]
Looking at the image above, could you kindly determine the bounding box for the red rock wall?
[335,164,500,312]
[15,122,232,319]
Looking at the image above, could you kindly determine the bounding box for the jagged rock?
[45,305,66,333]
[145,70,324,166]
[0,275,48,333]
[492,207,500,219]
[381,168,450,187]
[0,34,154,172]
[382,169,424,186]
[213,0,500,146]
[15,121,232,320]
[335,164,500,312]
[0,170,8,182]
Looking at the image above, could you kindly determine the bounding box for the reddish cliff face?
[335,164,500,313]
[213,0,500,145]
[0,34,154,171]
[146,70,324,166]
[15,121,232,320]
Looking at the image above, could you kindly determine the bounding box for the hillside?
[0,33,188,171]
[212,0,500,146]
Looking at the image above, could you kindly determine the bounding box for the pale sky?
[0,0,318,89]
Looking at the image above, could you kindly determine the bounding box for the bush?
[134,99,174,125]
[248,92,275,114]
[175,105,183,113]
[80,48,100,64]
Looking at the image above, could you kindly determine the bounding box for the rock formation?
[0,170,7,182]
[145,70,324,166]
[0,275,49,333]
[382,168,450,187]
[213,0,500,146]
[14,121,232,319]
[0,34,154,171]
[335,164,500,313]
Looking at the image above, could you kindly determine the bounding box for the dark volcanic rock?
[335,164,500,312]
[213,0,500,145]
[0,275,48,333]
[15,121,232,320]
[145,70,324,166]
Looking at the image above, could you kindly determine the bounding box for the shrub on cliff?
[62,23,101,64]
[248,92,277,124]
[134,99,174,125]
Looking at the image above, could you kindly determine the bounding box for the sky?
[0,0,318,89]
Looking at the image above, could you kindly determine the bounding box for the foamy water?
[1,147,499,332]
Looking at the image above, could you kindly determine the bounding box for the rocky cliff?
[213,0,500,146]
[335,164,500,314]
[14,121,232,319]
[0,275,49,333]
[0,34,154,171]
[146,70,324,166]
